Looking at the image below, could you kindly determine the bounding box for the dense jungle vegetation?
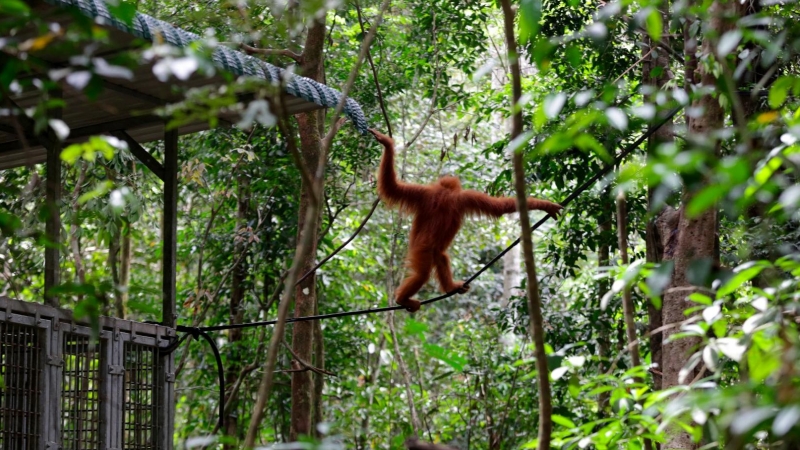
[1,0,800,447]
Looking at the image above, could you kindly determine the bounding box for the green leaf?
[649,66,664,79]
[0,212,21,234]
[645,261,673,298]
[531,38,555,71]
[773,406,800,437]
[605,107,628,131]
[586,385,614,396]
[730,408,775,435]
[422,344,466,372]
[404,319,428,336]
[0,0,30,15]
[688,292,712,306]
[544,93,566,119]
[717,30,742,57]
[105,0,137,26]
[717,262,768,297]
[552,414,576,428]
[645,8,662,42]
[747,344,779,383]
[518,0,542,43]
[61,144,83,164]
[768,76,794,109]
[77,181,113,205]
[574,133,612,163]
[88,136,115,160]
[565,45,582,68]
[712,319,727,338]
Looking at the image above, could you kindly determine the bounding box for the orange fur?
[370,129,562,312]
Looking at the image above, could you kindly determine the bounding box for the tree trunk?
[501,240,521,306]
[663,2,735,448]
[499,0,553,447]
[224,171,250,447]
[388,311,423,435]
[312,302,325,437]
[291,19,327,441]
[117,221,131,318]
[616,193,642,370]
[597,191,612,412]
[643,4,673,391]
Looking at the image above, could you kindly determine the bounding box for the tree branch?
[281,341,337,377]
[354,0,393,137]
[499,1,553,449]
[240,44,302,63]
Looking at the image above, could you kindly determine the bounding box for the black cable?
[177,325,226,431]
[189,105,683,333]
[296,197,381,285]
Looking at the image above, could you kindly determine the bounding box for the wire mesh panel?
[0,297,174,450]
[123,342,162,449]
[0,322,42,450]
[61,333,101,449]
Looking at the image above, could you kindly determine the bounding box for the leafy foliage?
[2,0,800,448]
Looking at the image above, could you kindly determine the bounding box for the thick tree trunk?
[662,2,736,448]
[643,6,673,391]
[224,172,250,447]
[291,19,327,440]
[646,207,677,391]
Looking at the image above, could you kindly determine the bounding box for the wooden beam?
[44,92,62,307]
[162,127,178,328]
[111,130,165,181]
[101,80,175,105]
[0,114,166,156]
[0,123,16,135]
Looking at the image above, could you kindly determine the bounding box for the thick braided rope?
[43,0,370,134]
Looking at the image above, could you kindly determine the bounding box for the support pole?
[44,95,62,306]
[162,128,178,328]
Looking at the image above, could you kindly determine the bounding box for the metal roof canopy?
[0,0,369,335]
[0,0,368,171]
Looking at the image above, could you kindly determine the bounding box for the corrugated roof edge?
[40,0,369,134]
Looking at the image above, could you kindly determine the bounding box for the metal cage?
[0,296,175,450]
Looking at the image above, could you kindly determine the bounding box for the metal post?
[162,128,178,328]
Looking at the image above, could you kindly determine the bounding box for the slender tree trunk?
[499,1,552,448]
[646,206,672,392]
[616,193,642,370]
[502,241,521,306]
[597,192,612,412]
[312,302,325,437]
[117,222,131,318]
[224,172,250,447]
[108,226,120,316]
[388,312,423,435]
[358,336,385,448]
[291,19,327,441]
[70,163,88,286]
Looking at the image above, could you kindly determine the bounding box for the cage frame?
[0,296,175,450]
